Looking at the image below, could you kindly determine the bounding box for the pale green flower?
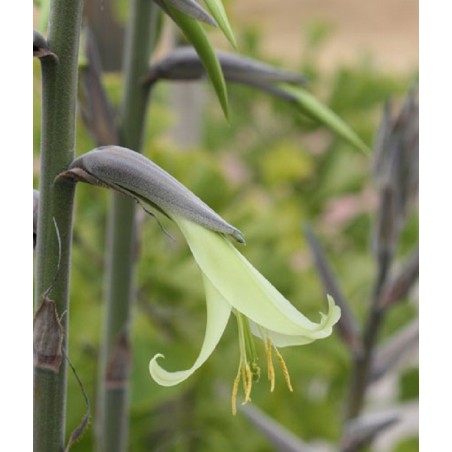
[149,214,340,413]
[60,145,341,413]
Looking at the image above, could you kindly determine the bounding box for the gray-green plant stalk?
[344,90,418,422]
[96,2,160,451]
[34,1,84,451]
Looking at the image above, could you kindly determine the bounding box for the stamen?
[243,362,253,403]
[266,338,275,392]
[233,311,261,410]
[274,347,293,392]
[232,319,295,415]
[231,364,241,416]
[242,315,258,365]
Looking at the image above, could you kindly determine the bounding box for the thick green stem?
[34,1,84,451]
[96,2,159,451]
[119,0,159,151]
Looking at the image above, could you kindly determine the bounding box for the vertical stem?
[119,0,159,151]
[344,187,397,421]
[34,1,84,451]
[345,309,383,420]
[96,2,159,451]
[344,264,390,420]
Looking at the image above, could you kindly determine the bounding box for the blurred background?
[33,0,418,450]
[229,0,418,73]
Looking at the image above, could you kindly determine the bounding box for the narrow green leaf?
[280,84,370,154]
[168,4,229,118]
[203,0,237,49]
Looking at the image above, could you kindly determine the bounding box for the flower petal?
[251,296,340,347]
[149,274,231,386]
[173,214,341,339]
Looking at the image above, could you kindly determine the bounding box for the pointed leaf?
[165,4,229,118]
[280,84,370,154]
[203,0,237,48]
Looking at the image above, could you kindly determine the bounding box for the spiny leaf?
[280,84,370,154]
[166,5,229,118]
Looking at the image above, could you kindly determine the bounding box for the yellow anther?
[232,314,294,415]
[232,359,257,414]
[240,362,247,389]
[232,364,241,416]
[266,338,275,392]
[244,362,254,403]
[274,347,293,392]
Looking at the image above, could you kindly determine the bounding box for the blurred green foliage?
[33,14,418,452]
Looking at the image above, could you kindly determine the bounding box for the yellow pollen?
[232,360,257,415]
[232,315,295,415]
[274,347,293,392]
[231,364,241,416]
[243,362,253,403]
[266,338,275,392]
[240,362,247,389]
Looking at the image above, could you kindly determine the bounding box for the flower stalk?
[96,2,160,451]
[344,90,418,421]
[34,0,84,451]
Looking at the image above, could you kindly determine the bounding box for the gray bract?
[65,146,245,244]
[145,46,306,86]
